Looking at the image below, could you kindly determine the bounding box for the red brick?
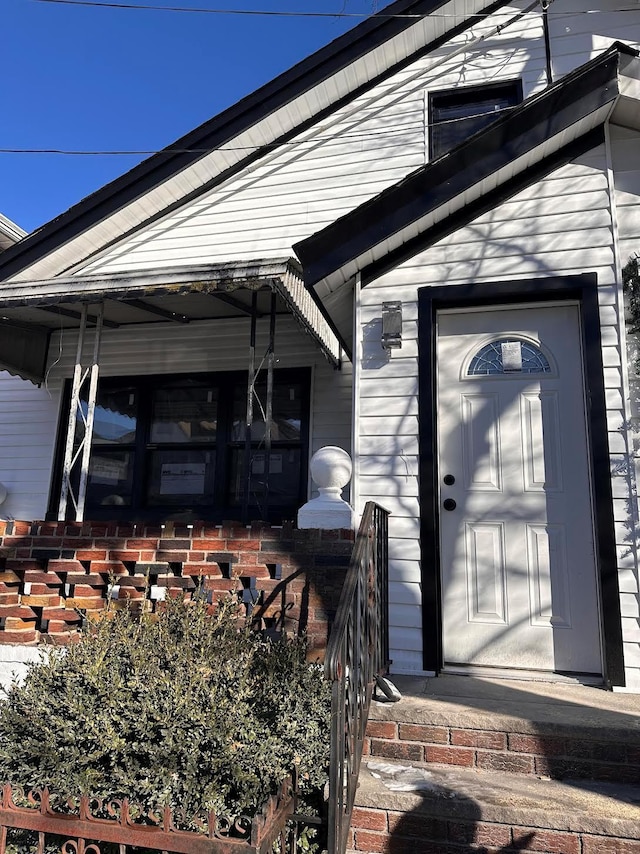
[352,830,388,853]
[477,751,535,774]
[0,630,38,643]
[369,739,423,762]
[0,593,20,605]
[71,585,105,597]
[109,550,140,563]
[226,539,260,551]
[74,550,108,562]
[61,538,93,549]
[64,597,105,609]
[0,605,37,619]
[513,828,580,854]
[582,837,640,854]
[398,724,449,744]
[508,734,566,756]
[125,538,160,550]
[366,721,398,740]
[183,563,221,577]
[5,616,37,630]
[90,561,127,575]
[451,729,506,750]
[20,572,63,585]
[234,564,269,578]
[473,822,513,847]
[192,539,223,550]
[156,551,189,563]
[388,812,448,839]
[351,807,387,832]
[187,551,205,562]
[424,745,474,767]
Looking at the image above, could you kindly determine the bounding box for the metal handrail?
[324,502,390,854]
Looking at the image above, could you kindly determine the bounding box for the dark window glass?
[146,449,216,506]
[228,448,302,509]
[430,82,522,159]
[86,450,134,507]
[231,380,303,442]
[62,369,309,524]
[150,384,218,444]
[77,386,137,445]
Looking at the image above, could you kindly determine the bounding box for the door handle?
[443,474,455,485]
[443,498,457,511]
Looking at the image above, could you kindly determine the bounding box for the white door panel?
[437,304,602,676]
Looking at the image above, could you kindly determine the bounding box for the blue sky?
[3,0,376,232]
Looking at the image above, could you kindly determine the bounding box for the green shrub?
[0,596,331,833]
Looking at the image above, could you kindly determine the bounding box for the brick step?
[366,675,640,785]
[349,757,640,853]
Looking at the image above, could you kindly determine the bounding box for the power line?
[28,0,640,19]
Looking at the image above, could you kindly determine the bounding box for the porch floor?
[373,673,640,736]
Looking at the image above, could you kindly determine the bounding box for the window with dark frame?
[54,369,310,524]
[429,80,523,160]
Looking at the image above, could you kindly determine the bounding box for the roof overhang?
[0,0,510,284]
[0,259,345,374]
[0,214,26,253]
[295,43,640,292]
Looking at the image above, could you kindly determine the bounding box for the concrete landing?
[371,674,640,738]
[356,758,640,837]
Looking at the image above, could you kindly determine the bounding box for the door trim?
[417,273,625,687]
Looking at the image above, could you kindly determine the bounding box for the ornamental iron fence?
[0,778,294,854]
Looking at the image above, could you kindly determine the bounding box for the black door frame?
[417,273,625,687]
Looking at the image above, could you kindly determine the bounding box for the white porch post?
[58,303,104,522]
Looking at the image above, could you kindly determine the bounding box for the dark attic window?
[429,80,523,159]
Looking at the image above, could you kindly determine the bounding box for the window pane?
[468,339,551,375]
[150,385,218,443]
[228,448,301,508]
[78,386,137,445]
[86,450,134,506]
[146,449,216,506]
[430,83,520,159]
[231,380,303,441]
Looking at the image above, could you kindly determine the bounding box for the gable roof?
[0,0,509,284]
[294,42,640,291]
[0,213,26,253]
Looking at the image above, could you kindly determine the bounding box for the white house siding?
[357,144,640,685]
[0,316,351,523]
[71,0,549,279]
[548,0,640,82]
[610,123,640,689]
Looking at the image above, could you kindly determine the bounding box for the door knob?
[443,498,457,511]
[443,474,455,485]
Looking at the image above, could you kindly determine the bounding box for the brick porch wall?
[0,519,354,650]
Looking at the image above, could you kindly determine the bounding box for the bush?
[0,596,331,831]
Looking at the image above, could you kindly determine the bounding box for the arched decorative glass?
[467,338,551,376]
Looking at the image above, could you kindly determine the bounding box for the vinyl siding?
[357,144,640,679]
[74,0,548,277]
[611,123,640,690]
[0,316,351,522]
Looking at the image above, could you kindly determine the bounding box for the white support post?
[57,304,104,521]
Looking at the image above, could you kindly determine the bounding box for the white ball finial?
[310,446,352,493]
[297,446,355,530]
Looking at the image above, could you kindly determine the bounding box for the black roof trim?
[0,0,506,282]
[295,44,634,287]
[363,126,605,284]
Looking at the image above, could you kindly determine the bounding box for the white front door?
[436,304,603,677]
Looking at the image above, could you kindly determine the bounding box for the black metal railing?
[324,502,390,854]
